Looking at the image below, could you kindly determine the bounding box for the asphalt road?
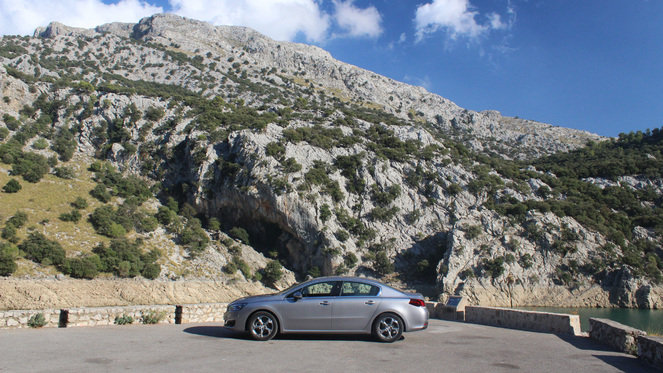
[0,319,655,372]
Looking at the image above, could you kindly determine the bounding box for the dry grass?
[0,157,110,255]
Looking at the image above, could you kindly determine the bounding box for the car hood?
[232,294,282,304]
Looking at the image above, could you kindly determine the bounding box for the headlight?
[228,303,247,312]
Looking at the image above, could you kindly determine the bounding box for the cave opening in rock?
[224,217,307,274]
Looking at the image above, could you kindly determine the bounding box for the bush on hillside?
[19,232,66,266]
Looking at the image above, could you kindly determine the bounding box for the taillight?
[409,298,426,307]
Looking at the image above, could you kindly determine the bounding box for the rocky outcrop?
[1,14,660,309]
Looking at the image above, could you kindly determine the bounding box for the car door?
[279,280,340,331]
[332,281,382,331]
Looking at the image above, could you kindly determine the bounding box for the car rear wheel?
[372,313,403,343]
[248,311,278,341]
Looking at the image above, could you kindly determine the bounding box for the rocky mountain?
[0,13,661,309]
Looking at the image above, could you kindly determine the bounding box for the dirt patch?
[0,278,274,310]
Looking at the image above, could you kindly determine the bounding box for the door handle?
[365,300,375,305]
[320,301,330,306]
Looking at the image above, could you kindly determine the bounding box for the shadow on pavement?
[275,333,384,343]
[183,326,247,340]
[183,326,397,343]
[556,334,656,373]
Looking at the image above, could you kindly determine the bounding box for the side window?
[301,281,338,297]
[340,282,380,296]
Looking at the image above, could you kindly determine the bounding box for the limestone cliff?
[0,14,660,310]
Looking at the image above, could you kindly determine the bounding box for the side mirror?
[293,292,303,301]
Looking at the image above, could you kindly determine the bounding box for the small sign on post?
[441,296,467,321]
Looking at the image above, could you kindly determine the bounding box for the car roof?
[306,276,382,284]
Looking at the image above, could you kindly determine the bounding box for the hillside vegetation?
[0,14,660,308]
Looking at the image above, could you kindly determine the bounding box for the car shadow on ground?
[184,326,247,340]
[555,334,656,373]
[183,326,399,343]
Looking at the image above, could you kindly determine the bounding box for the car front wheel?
[248,311,278,341]
[373,313,403,343]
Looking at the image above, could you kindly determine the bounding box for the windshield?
[276,281,302,295]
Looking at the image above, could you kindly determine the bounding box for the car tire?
[248,311,278,341]
[372,313,403,343]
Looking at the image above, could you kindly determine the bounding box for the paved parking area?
[0,319,655,372]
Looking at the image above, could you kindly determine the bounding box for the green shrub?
[143,106,165,122]
[262,260,283,287]
[343,252,358,267]
[61,256,99,279]
[280,157,302,173]
[460,268,475,279]
[308,266,321,278]
[3,179,22,193]
[371,250,394,275]
[54,166,75,179]
[1,224,17,241]
[482,256,505,279]
[224,261,238,274]
[19,232,65,265]
[465,225,482,240]
[265,141,285,159]
[319,204,331,222]
[27,313,46,328]
[335,229,350,242]
[59,209,81,222]
[370,184,401,206]
[7,211,28,228]
[91,183,112,202]
[208,217,221,231]
[31,138,48,150]
[71,197,88,209]
[0,248,16,276]
[233,256,251,278]
[156,206,177,225]
[180,218,210,255]
[92,239,161,278]
[141,262,161,279]
[229,227,250,245]
[519,254,533,269]
[114,314,135,325]
[12,153,51,183]
[370,206,399,222]
[141,310,166,324]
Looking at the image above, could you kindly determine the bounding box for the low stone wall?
[638,335,663,369]
[0,309,61,329]
[65,305,177,327]
[465,306,581,335]
[588,318,647,355]
[177,303,228,324]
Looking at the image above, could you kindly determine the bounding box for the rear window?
[340,281,380,296]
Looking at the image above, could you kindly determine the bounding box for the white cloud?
[0,0,162,36]
[333,0,382,38]
[170,0,330,42]
[404,74,432,91]
[414,0,510,41]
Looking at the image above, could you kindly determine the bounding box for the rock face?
[0,13,661,309]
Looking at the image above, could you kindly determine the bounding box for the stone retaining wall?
[464,306,581,335]
[588,318,647,355]
[0,309,61,329]
[637,335,663,369]
[65,305,177,327]
[177,303,228,324]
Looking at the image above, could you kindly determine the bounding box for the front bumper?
[223,310,249,332]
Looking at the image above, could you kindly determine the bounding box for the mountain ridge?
[0,13,660,310]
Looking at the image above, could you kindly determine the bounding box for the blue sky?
[1,0,662,137]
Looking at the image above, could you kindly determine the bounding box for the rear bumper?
[406,307,429,332]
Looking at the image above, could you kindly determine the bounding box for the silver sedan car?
[223,276,429,342]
